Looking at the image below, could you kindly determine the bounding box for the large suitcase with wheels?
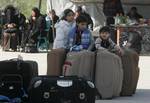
[63,51,95,81]
[47,49,67,76]
[0,59,38,91]
[0,74,23,99]
[28,76,96,103]
[95,49,123,99]
[120,48,140,96]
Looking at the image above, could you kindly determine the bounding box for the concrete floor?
[0,51,150,103]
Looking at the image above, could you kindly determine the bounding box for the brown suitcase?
[47,49,67,76]
[120,48,140,96]
[95,49,123,99]
[63,51,95,81]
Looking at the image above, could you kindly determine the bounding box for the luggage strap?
[63,61,72,75]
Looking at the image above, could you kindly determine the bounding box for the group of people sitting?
[53,7,141,55]
[0,5,59,52]
[0,5,94,52]
[0,5,44,51]
[103,0,143,25]
[0,4,141,54]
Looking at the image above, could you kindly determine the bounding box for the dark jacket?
[28,15,46,43]
[18,13,26,28]
[4,5,19,25]
[127,31,142,54]
[52,15,59,24]
[103,0,124,17]
[127,12,143,21]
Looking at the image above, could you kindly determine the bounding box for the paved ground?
[0,51,150,103]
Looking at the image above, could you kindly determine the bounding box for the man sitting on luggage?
[67,14,94,51]
[95,26,123,54]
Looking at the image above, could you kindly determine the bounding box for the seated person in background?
[46,9,59,43]
[67,14,94,51]
[17,11,26,47]
[2,5,19,51]
[103,0,124,25]
[95,26,123,54]
[127,7,143,23]
[28,7,46,45]
[49,9,59,25]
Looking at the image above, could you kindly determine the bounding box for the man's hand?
[116,46,124,56]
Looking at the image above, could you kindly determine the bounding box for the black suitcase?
[28,76,96,103]
[0,59,38,91]
[0,74,23,99]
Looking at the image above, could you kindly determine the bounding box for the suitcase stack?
[0,59,38,91]
[95,49,123,99]
[63,50,95,81]
[47,49,67,76]
[120,48,140,96]
[0,59,38,101]
[28,76,96,103]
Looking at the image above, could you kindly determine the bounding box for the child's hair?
[76,14,88,23]
[61,9,74,21]
[99,26,110,34]
[76,6,82,13]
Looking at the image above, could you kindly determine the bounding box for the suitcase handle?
[6,59,23,70]
[57,80,73,87]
